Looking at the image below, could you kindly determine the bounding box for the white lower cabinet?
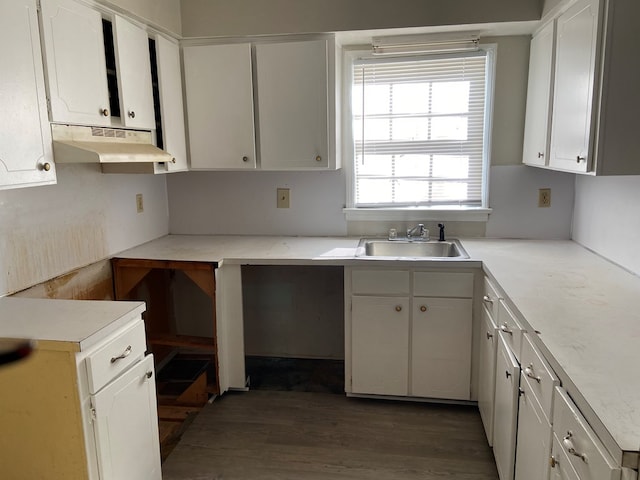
[0,300,161,480]
[478,304,498,445]
[351,295,409,396]
[493,334,521,480]
[347,267,473,400]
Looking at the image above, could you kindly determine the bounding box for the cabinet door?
[40,0,110,126]
[478,306,497,446]
[523,21,555,167]
[155,35,188,172]
[113,15,155,130]
[549,0,600,173]
[411,297,472,400]
[493,335,521,480]
[92,355,161,480]
[351,296,409,396]
[0,0,56,190]
[255,39,329,169]
[514,374,552,480]
[183,43,256,169]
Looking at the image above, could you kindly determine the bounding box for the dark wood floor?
[161,390,499,480]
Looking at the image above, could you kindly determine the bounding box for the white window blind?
[352,52,488,207]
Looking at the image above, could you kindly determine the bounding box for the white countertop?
[0,297,145,352]
[113,234,640,463]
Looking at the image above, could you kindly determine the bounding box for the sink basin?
[356,238,469,259]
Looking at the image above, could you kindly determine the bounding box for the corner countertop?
[115,234,640,464]
[0,297,145,352]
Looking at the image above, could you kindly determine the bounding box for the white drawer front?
[482,276,501,319]
[521,333,559,424]
[86,320,147,394]
[351,269,410,295]
[497,300,525,362]
[413,271,473,298]
[552,387,621,480]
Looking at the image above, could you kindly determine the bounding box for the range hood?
[51,124,174,172]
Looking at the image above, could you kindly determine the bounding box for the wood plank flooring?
[161,391,498,480]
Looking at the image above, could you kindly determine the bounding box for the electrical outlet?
[538,188,551,208]
[277,188,290,208]
[136,193,144,213]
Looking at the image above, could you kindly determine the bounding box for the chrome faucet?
[406,224,428,241]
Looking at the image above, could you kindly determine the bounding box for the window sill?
[343,207,492,222]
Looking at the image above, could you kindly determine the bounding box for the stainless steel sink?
[356,238,469,259]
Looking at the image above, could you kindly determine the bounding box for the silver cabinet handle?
[576,155,586,163]
[486,331,493,340]
[524,364,541,383]
[100,108,109,117]
[505,370,512,379]
[500,324,513,335]
[242,156,249,162]
[145,371,153,379]
[315,155,322,162]
[550,455,559,468]
[562,431,588,463]
[128,111,136,118]
[538,152,544,158]
[395,305,402,312]
[482,295,493,304]
[110,345,132,363]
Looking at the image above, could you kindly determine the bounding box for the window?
[346,47,494,216]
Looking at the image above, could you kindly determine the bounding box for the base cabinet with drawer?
[0,298,161,480]
[346,267,473,400]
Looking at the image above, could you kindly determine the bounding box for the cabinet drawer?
[497,300,526,362]
[413,271,473,298]
[521,333,559,424]
[351,269,410,295]
[86,320,147,394]
[552,387,621,480]
[482,276,501,319]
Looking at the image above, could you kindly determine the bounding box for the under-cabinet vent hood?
[51,124,173,167]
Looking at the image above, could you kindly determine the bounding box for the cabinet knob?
[128,111,136,119]
[505,370,512,379]
[41,162,51,172]
[395,305,402,312]
[576,155,586,163]
[486,332,493,340]
[420,305,427,312]
[242,156,249,162]
[100,108,109,117]
[315,155,322,162]
[482,295,493,305]
[537,152,544,158]
[171,158,176,164]
[145,371,153,379]
[549,456,559,468]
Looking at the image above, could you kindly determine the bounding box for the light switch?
[277,188,290,208]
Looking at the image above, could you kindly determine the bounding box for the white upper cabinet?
[182,36,339,171]
[522,21,555,167]
[549,0,599,173]
[524,0,640,175]
[0,0,56,190]
[40,0,111,126]
[255,39,333,170]
[112,15,155,130]
[183,43,257,170]
[154,35,188,172]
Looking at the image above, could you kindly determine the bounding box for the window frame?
[342,44,496,222]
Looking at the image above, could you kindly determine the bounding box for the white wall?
[168,170,347,236]
[180,0,541,37]
[486,165,574,239]
[0,164,168,296]
[572,176,640,276]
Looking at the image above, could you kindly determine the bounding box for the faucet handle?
[438,223,445,241]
